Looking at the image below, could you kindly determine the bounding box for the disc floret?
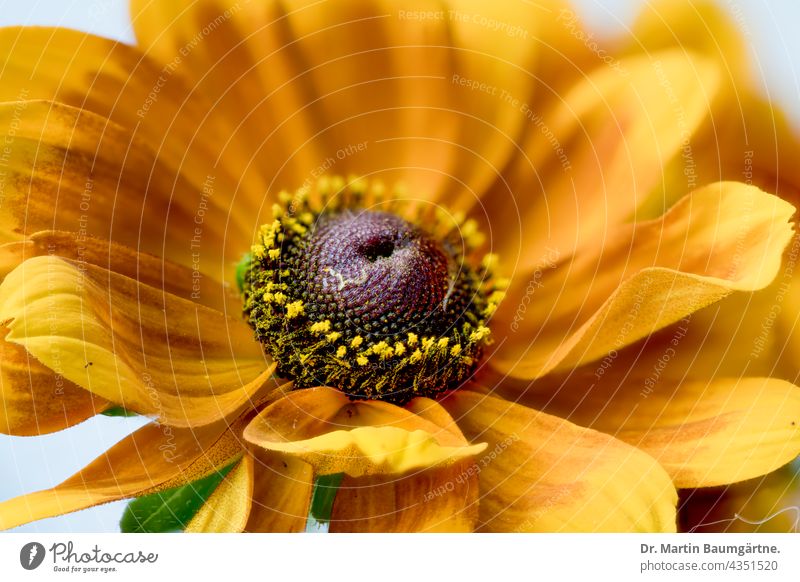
[242,177,504,404]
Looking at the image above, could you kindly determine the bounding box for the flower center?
[241,177,504,404]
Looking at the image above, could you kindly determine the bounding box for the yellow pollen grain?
[489,290,506,304]
[310,320,331,334]
[268,249,281,260]
[273,292,287,304]
[285,300,304,318]
[450,344,462,356]
[437,337,449,349]
[407,333,418,346]
[394,342,406,356]
[372,341,390,356]
[351,336,364,348]
[409,349,423,363]
[336,346,347,358]
[470,326,491,342]
[356,355,369,366]
[326,332,341,343]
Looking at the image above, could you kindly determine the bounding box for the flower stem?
[305,472,344,533]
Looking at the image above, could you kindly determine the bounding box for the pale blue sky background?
[1,0,799,532]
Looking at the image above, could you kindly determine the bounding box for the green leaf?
[101,406,139,417]
[305,472,344,533]
[235,253,252,294]
[120,462,237,533]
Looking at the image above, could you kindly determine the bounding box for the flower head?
[0,0,799,533]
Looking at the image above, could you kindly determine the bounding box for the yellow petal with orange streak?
[493,183,795,380]
[244,387,485,477]
[0,255,270,427]
[442,391,677,532]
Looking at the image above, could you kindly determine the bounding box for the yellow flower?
[0,0,799,533]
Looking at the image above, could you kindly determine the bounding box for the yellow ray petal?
[441,390,677,532]
[625,0,747,78]
[492,182,795,379]
[0,326,107,436]
[330,459,479,532]
[0,27,260,270]
[1,231,234,312]
[186,457,254,533]
[129,0,551,211]
[0,99,243,277]
[0,255,270,427]
[244,450,314,533]
[243,387,485,477]
[483,49,722,269]
[0,418,241,530]
[521,371,800,488]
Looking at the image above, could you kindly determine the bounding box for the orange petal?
[0,27,259,273]
[0,99,249,279]
[129,0,553,211]
[244,451,314,533]
[482,49,722,269]
[330,459,479,532]
[0,418,241,530]
[244,387,485,477]
[522,369,800,488]
[491,182,795,379]
[441,390,677,532]
[0,326,107,436]
[0,255,270,427]
[1,231,234,311]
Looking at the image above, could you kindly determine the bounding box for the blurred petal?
[186,457,253,533]
[482,50,721,269]
[492,183,795,379]
[0,255,269,427]
[129,0,553,211]
[330,459,478,532]
[441,391,677,532]
[625,0,747,72]
[680,463,800,533]
[244,450,314,533]
[244,387,485,477]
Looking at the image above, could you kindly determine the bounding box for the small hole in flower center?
[361,238,395,262]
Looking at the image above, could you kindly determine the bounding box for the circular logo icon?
[19,542,46,570]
